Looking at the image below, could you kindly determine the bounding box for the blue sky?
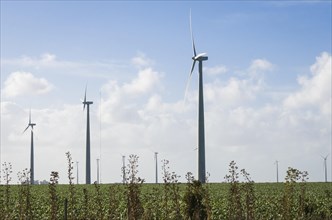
[1,1,331,183]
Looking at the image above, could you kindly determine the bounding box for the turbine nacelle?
[83,101,93,105]
[192,53,208,61]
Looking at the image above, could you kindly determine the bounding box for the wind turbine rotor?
[83,85,87,110]
[23,125,30,134]
[23,109,35,133]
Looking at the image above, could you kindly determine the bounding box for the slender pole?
[122,155,126,184]
[198,60,206,183]
[321,155,329,183]
[99,90,102,183]
[155,152,158,184]
[275,160,279,183]
[86,104,91,184]
[76,161,79,184]
[97,158,100,184]
[323,156,327,183]
[30,130,34,185]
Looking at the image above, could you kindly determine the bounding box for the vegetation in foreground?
[0,153,331,220]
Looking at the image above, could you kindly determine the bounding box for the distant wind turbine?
[321,154,329,183]
[154,152,158,184]
[185,10,208,183]
[274,160,279,183]
[76,161,79,184]
[96,158,100,184]
[23,109,36,185]
[82,86,93,184]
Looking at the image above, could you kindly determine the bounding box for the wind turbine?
[23,109,36,185]
[321,154,329,183]
[96,158,100,184]
[185,10,208,183]
[76,161,79,184]
[274,160,279,183]
[82,86,93,184]
[154,152,158,184]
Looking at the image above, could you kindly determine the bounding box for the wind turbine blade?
[184,60,196,104]
[29,109,31,124]
[190,9,197,57]
[23,125,30,134]
[190,60,196,75]
[83,85,87,111]
[84,85,87,102]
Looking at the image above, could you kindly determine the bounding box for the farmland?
[1,156,332,219]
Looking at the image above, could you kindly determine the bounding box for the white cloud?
[284,52,331,115]
[4,53,57,67]
[123,68,161,95]
[2,53,125,79]
[248,58,274,79]
[40,53,57,63]
[204,77,261,108]
[204,65,228,75]
[100,60,162,124]
[249,58,274,72]
[1,53,330,184]
[131,52,154,69]
[2,71,54,97]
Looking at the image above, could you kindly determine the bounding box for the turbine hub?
[83,101,93,105]
[193,52,208,61]
[193,55,208,61]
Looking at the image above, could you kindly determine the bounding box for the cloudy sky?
[1,1,331,184]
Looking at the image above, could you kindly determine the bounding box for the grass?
[1,155,331,219]
[0,182,331,219]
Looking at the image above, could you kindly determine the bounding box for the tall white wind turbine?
[82,86,93,184]
[23,109,36,185]
[321,154,329,183]
[185,11,208,183]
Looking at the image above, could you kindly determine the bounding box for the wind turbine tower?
[82,86,93,184]
[186,11,208,183]
[96,158,100,184]
[76,161,79,184]
[275,160,279,183]
[23,109,36,185]
[322,154,329,183]
[154,152,158,183]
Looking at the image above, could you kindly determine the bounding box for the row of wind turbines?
[23,12,209,185]
[21,12,331,185]
[274,158,330,183]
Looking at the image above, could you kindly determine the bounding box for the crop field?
[1,156,332,219]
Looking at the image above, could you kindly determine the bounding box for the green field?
[1,157,332,219]
[0,182,331,219]
[1,177,331,219]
